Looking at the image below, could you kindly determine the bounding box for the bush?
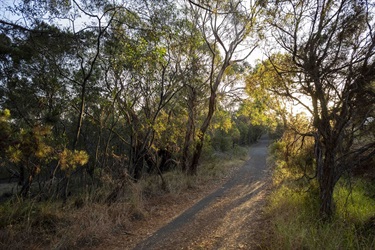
[266,134,375,249]
[0,144,250,249]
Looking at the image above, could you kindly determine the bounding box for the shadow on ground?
[134,136,271,250]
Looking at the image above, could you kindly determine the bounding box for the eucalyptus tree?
[172,14,212,173]
[0,22,72,127]
[0,0,121,196]
[245,55,300,132]
[102,0,196,180]
[186,0,263,175]
[0,10,82,195]
[268,0,375,219]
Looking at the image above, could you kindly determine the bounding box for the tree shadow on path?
[134,136,271,250]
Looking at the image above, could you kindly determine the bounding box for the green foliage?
[243,54,295,131]
[267,179,375,249]
[335,180,375,224]
[142,145,248,196]
[0,109,12,159]
[0,0,265,199]
[238,98,275,128]
[267,131,375,249]
[6,124,88,169]
[209,109,241,151]
[0,108,89,196]
[211,109,233,133]
[268,0,375,219]
[211,130,234,152]
[0,199,59,229]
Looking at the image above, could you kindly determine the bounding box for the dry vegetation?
[0,147,249,249]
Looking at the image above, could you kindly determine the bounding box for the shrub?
[266,133,375,249]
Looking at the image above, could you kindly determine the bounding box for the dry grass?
[0,146,250,249]
[52,203,132,249]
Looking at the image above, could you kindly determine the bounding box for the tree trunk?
[188,60,229,175]
[316,138,337,220]
[188,91,217,175]
[189,139,203,176]
[20,163,37,197]
[181,87,196,173]
[18,164,25,186]
[73,82,86,149]
[131,145,144,181]
[318,160,336,219]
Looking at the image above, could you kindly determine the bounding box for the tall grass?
[0,145,250,249]
[266,139,375,250]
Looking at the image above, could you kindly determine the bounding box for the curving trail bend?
[133,136,271,250]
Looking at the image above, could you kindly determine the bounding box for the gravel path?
[133,136,271,250]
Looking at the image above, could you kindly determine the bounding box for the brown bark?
[189,138,203,176]
[317,149,336,220]
[185,0,259,175]
[268,0,375,220]
[182,86,196,173]
[20,163,37,197]
[188,65,226,175]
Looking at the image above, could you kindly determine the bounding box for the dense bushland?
[0,146,250,249]
[266,130,375,249]
[1,0,375,247]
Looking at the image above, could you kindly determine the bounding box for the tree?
[172,14,212,173]
[102,0,194,180]
[245,54,302,133]
[0,0,265,200]
[269,0,375,219]
[186,0,262,175]
[0,0,115,197]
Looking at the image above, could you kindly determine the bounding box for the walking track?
[133,136,271,250]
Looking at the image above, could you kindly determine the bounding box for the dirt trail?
[133,136,271,250]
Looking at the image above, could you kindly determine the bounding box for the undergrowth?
[0,145,249,249]
[266,139,375,250]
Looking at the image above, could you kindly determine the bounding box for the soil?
[95,137,272,250]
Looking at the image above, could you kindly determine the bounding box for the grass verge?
[265,163,375,249]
